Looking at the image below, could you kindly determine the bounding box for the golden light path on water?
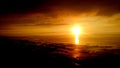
[75,35,79,45]
[72,25,81,58]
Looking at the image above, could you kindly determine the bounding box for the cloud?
[0,0,120,29]
[0,0,120,16]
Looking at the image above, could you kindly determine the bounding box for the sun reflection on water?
[73,46,80,58]
[75,34,79,45]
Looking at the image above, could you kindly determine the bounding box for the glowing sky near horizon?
[0,0,120,36]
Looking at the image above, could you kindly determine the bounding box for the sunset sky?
[0,0,120,36]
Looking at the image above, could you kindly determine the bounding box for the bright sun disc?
[73,26,81,35]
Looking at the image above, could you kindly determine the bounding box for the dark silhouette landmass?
[0,36,120,68]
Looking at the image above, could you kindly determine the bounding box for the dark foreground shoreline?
[0,36,120,68]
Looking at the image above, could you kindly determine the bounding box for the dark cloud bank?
[0,0,120,16]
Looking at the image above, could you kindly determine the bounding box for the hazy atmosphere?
[0,0,120,68]
[0,0,120,36]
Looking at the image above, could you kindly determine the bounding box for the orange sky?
[0,12,120,36]
[0,0,120,36]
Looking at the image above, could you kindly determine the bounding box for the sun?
[72,25,81,45]
[72,26,81,35]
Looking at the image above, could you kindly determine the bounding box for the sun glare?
[73,27,81,35]
[72,26,81,45]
